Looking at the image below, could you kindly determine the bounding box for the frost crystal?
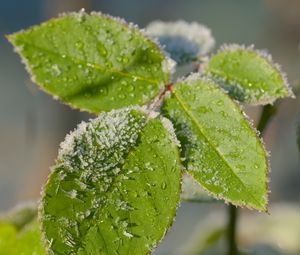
[146,20,215,65]
[161,117,181,147]
[58,107,146,185]
[162,56,176,76]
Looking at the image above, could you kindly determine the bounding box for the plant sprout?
[0,9,295,255]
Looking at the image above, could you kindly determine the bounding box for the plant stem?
[226,104,278,255]
[227,204,238,255]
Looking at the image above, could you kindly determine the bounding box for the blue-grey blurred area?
[1,0,300,254]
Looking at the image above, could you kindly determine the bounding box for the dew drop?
[198,106,208,113]
[123,230,133,239]
[75,41,84,50]
[161,182,167,190]
[121,80,128,86]
[97,43,107,57]
[216,99,223,106]
[126,84,135,92]
[99,87,108,96]
[51,64,62,77]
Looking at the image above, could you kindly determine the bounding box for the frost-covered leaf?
[146,20,215,65]
[40,107,181,254]
[0,202,37,231]
[162,75,268,211]
[8,11,172,113]
[0,220,45,255]
[204,44,294,104]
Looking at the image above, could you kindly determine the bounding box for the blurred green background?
[1,0,300,254]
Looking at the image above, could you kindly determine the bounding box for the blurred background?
[1,0,300,254]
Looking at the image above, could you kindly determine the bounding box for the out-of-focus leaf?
[0,202,37,230]
[0,221,45,255]
[146,20,215,65]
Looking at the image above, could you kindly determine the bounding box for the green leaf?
[204,44,294,104]
[7,11,172,113]
[162,75,268,211]
[0,221,45,255]
[40,107,181,254]
[0,223,15,254]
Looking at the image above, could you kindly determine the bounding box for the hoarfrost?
[160,117,181,147]
[146,20,215,65]
[58,107,146,178]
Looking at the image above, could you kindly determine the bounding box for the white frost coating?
[183,72,202,82]
[146,20,215,64]
[58,107,146,177]
[123,230,134,239]
[160,117,181,147]
[162,56,176,75]
[146,20,215,54]
[59,121,88,159]
[138,105,160,120]
[146,109,160,119]
[176,72,213,85]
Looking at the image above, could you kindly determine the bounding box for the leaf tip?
[5,33,16,45]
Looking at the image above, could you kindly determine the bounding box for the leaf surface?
[204,45,293,104]
[40,108,181,254]
[8,12,171,113]
[162,75,268,211]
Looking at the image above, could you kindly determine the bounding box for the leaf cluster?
[4,10,294,254]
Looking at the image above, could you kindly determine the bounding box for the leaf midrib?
[172,88,264,209]
[19,40,163,85]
